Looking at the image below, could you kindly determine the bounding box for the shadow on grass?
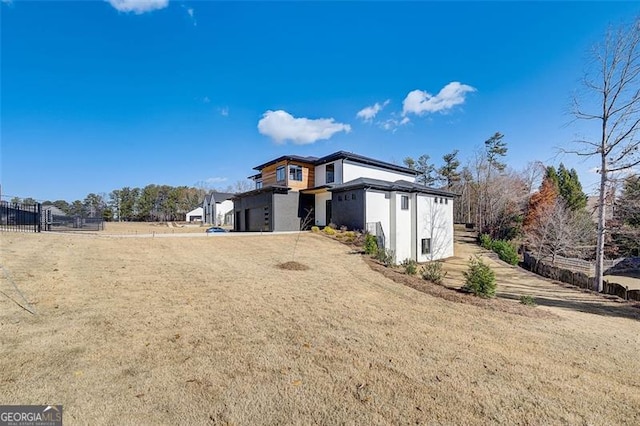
[499,293,640,321]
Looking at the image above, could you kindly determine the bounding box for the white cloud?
[203,96,211,104]
[378,116,410,132]
[402,82,476,116]
[356,99,390,122]
[258,110,351,145]
[205,177,228,184]
[1,0,14,5]
[107,0,169,14]
[220,107,229,117]
[182,5,196,26]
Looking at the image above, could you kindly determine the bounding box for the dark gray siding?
[331,188,366,231]
[273,192,303,231]
[233,192,273,231]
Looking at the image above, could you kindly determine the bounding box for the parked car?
[205,226,228,233]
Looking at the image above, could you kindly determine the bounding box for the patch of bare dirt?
[276,261,310,271]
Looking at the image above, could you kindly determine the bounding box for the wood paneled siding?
[259,160,315,190]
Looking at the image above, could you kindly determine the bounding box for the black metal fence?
[0,202,41,233]
[43,211,104,232]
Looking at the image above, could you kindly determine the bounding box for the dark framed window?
[445,198,448,205]
[421,238,431,255]
[351,193,356,200]
[276,166,286,182]
[289,165,303,181]
[401,195,409,210]
[338,195,343,201]
[256,180,263,189]
[326,163,335,183]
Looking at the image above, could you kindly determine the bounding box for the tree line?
[11,180,252,222]
[403,132,639,261]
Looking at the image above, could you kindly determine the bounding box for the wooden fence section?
[523,252,640,302]
[537,255,623,275]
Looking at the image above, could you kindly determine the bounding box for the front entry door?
[326,200,332,226]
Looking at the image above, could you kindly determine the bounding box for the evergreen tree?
[438,150,461,189]
[543,164,587,211]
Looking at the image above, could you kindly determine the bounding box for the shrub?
[375,248,395,267]
[463,255,496,298]
[343,231,356,243]
[401,259,418,275]
[364,234,378,255]
[519,295,537,306]
[340,225,348,232]
[422,261,447,284]
[311,226,320,233]
[491,239,519,265]
[323,226,336,235]
[479,233,493,250]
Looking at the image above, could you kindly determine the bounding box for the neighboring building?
[232,151,455,262]
[185,207,203,222]
[202,192,235,226]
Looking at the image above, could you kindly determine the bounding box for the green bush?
[323,226,336,235]
[463,255,496,298]
[311,226,320,233]
[401,259,418,275]
[422,261,447,284]
[375,248,395,267]
[364,234,378,255]
[491,239,519,265]
[519,295,537,306]
[479,233,493,250]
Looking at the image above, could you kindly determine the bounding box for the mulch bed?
[363,257,556,319]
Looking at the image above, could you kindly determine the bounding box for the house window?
[256,180,263,189]
[276,166,286,182]
[351,193,356,200]
[289,165,303,181]
[326,164,335,183]
[421,238,431,255]
[445,198,448,205]
[338,195,343,201]
[401,195,409,210]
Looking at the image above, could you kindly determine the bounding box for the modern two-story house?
[232,151,455,262]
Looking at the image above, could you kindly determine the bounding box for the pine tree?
[438,150,461,189]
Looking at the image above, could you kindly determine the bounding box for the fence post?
[36,203,41,233]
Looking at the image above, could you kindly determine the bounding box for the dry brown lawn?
[101,221,209,235]
[1,228,639,425]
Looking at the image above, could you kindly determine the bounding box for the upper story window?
[289,165,303,181]
[326,164,335,183]
[276,166,286,182]
[256,180,263,189]
[401,195,409,210]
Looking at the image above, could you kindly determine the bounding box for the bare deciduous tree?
[526,200,595,262]
[568,17,640,291]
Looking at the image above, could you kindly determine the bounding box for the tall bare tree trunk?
[594,155,607,292]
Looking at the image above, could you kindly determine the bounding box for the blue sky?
[1,1,638,202]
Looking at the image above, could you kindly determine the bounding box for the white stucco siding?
[415,195,454,262]
[365,190,391,250]
[217,200,234,219]
[342,161,416,184]
[393,193,413,263]
[314,192,332,227]
[315,161,343,186]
